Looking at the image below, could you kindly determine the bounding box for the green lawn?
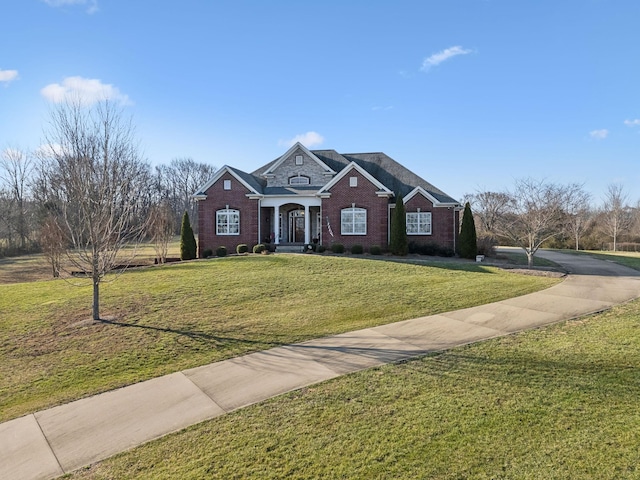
[0,254,559,422]
[579,250,640,271]
[68,298,640,479]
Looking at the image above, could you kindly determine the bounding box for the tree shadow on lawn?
[95,317,282,350]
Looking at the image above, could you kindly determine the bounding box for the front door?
[289,210,305,243]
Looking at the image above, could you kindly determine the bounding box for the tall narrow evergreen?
[390,194,408,256]
[180,211,197,260]
[459,202,478,259]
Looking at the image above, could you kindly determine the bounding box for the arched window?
[217,208,240,235]
[341,207,367,235]
[289,175,311,186]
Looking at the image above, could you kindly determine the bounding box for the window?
[223,179,231,190]
[349,176,358,187]
[289,175,310,185]
[406,211,432,235]
[295,155,303,165]
[341,207,367,235]
[216,208,240,235]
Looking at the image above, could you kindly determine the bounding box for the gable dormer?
[262,142,336,188]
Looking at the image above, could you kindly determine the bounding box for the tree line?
[0,107,215,260]
[465,179,640,267]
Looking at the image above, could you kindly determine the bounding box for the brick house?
[193,143,460,255]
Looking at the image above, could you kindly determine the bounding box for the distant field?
[0,254,559,422]
[0,238,181,284]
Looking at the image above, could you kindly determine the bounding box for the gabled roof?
[258,142,336,177]
[312,150,459,204]
[193,165,265,198]
[194,146,459,205]
[317,161,393,197]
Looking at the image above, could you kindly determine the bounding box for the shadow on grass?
[96,317,280,349]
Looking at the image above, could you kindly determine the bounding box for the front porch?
[260,199,322,246]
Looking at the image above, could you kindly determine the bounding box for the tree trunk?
[527,251,534,269]
[92,275,100,320]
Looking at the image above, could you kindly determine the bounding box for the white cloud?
[589,129,609,140]
[624,119,640,127]
[42,0,98,14]
[279,131,325,148]
[0,69,19,85]
[35,143,66,159]
[41,76,131,106]
[421,46,472,71]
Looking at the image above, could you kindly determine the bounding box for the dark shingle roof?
[243,148,458,204]
[312,150,459,204]
[228,166,266,193]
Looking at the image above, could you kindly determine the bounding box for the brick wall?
[197,172,259,256]
[321,170,389,249]
[404,194,459,250]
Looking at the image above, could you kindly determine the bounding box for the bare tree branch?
[37,99,150,320]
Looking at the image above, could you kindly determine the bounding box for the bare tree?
[563,185,593,251]
[39,214,65,277]
[465,190,512,235]
[0,147,35,253]
[601,184,633,252]
[38,100,150,320]
[490,178,576,268]
[148,201,175,264]
[154,158,215,233]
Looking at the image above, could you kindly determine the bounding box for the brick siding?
[197,172,259,256]
[321,170,389,249]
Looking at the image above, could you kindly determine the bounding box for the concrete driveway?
[2,249,640,480]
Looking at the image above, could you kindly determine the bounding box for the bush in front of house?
[317,244,326,253]
[253,244,266,254]
[331,243,345,254]
[236,244,248,254]
[202,248,213,258]
[477,234,497,257]
[216,246,227,257]
[369,245,382,255]
[350,244,364,254]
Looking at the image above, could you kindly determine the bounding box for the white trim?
[404,186,459,207]
[406,211,432,235]
[192,165,260,200]
[262,142,336,176]
[216,208,240,235]
[341,206,367,235]
[318,162,393,197]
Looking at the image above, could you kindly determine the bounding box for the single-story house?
[193,142,460,255]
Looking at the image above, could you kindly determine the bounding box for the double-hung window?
[406,211,432,235]
[341,207,366,235]
[216,208,240,235]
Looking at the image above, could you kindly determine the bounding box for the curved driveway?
[2,250,640,480]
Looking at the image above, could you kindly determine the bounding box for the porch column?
[304,204,310,244]
[274,204,280,245]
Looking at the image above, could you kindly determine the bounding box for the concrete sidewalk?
[2,251,640,480]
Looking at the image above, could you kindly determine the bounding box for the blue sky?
[2,0,639,205]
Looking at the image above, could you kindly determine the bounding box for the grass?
[68,298,640,479]
[0,238,181,284]
[496,250,560,268]
[578,250,640,271]
[0,255,559,423]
